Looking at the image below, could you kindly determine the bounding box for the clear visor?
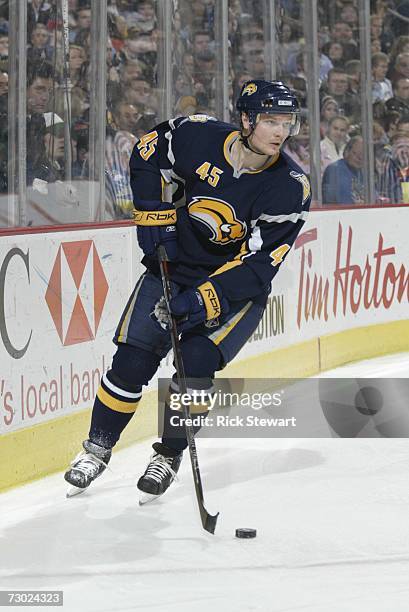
[255,113,300,136]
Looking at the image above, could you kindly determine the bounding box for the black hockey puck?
[235,528,257,539]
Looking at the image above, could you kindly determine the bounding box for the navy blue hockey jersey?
[129,115,311,302]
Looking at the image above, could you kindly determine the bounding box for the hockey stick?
[157,245,219,534]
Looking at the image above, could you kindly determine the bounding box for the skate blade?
[66,484,87,498]
[138,491,162,506]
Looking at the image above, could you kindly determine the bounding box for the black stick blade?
[202,510,219,534]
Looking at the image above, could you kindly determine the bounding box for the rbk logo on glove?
[166,279,229,333]
[133,209,177,226]
[198,281,221,319]
[133,200,178,260]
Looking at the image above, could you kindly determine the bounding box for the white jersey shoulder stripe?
[164,129,175,164]
[247,226,263,253]
[251,210,309,226]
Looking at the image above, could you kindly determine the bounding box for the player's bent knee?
[111,343,161,387]
[180,335,222,378]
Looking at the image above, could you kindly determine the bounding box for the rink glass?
[0,0,406,228]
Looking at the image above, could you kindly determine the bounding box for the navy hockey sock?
[89,344,160,448]
[89,370,142,448]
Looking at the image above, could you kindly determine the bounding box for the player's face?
[244,113,293,156]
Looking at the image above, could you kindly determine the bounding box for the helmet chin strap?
[239,132,267,156]
[239,112,269,156]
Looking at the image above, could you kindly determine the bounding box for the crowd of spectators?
[0,0,408,225]
[277,0,409,205]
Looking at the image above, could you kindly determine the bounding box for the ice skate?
[137,442,182,505]
[64,440,112,498]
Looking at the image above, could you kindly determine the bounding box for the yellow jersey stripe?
[117,276,144,342]
[211,242,248,277]
[210,259,243,275]
[212,301,252,345]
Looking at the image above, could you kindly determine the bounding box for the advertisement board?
[238,207,409,361]
[0,207,408,489]
[0,227,136,434]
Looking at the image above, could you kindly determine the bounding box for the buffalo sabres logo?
[290,171,311,205]
[242,82,257,96]
[188,197,247,245]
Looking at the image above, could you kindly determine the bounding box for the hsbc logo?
[45,240,109,346]
[0,247,32,359]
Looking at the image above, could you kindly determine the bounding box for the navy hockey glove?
[133,200,177,260]
[169,279,229,332]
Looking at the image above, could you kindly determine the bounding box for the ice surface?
[1,353,409,612]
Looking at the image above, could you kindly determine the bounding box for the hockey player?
[64,80,311,499]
